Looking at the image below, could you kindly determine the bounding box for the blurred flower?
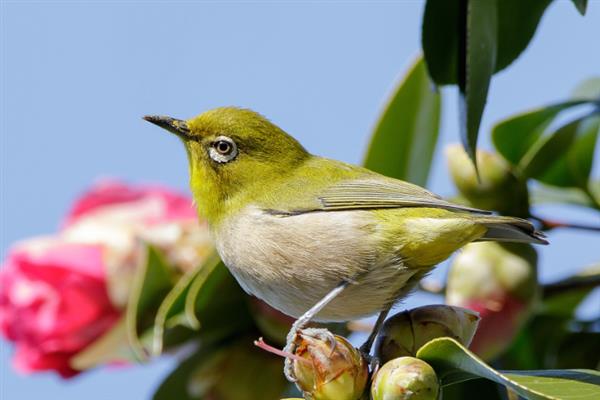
[375,305,480,363]
[371,357,439,400]
[446,242,538,361]
[0,180,214,377]
[292,329,368,400]
[446,144,529,217]
[0,239,120,377]
[62,180,212,306]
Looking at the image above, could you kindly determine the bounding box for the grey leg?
[283,281,349,382]
[359,305,392,368]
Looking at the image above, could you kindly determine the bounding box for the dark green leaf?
[541,115,599,188]
[363,57,441,186]
[442,378,504,400]
[542,263,600,317]
[153,337,289,400]
[492,100,588,167]
[459,0,497,167]
[417,337,600,399]
[422,0,551,83]
[570,0,588,16]
[530,184,596,209]
[126,246,174,361]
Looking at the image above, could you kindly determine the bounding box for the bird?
[144,107,547,380]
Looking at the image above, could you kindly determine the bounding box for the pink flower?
[0,239,120,377]
[1,180,212,377]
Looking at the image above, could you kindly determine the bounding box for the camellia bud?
[371,357,439,400]
[446,242,538,361]
[375,305,480,363]
[293,329,368,400]
[446,144,529,217]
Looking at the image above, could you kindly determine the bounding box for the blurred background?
[1,1,599,399]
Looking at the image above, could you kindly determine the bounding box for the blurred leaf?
[71,318,135,370]
[441,378,504,400]
[126,246,174,361]
[542,263,600,317]
[571,77,600,100]
[555,332,600,370]
[492,100,588,167]
[570,0,588,16]
[417,337,600,399]
[152,266,205,356]
[535,115,600,188]
[519,118,579,181]
[154,337,289,400]
[530,184,597,209]
[363,56,441,186]
[184,253,222,330]
[459,0,497,167]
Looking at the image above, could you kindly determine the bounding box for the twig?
[531,215,600,232]
[542,275,600,299]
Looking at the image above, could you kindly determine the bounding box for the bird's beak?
[143,115,191,139]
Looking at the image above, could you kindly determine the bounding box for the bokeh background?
[1,1,599,399]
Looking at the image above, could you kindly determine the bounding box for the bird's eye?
[209,136,238,163]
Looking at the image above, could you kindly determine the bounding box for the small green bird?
[144,107,546,380]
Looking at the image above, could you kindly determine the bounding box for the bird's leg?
[359,305,391,370]
[283,281,349,382]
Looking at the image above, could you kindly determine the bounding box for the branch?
[542,274,600,299]
[531,215,600,233]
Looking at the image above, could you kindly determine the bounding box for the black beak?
[143,115,191,139]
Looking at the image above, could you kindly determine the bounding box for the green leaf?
[530,184,596,209]
[422,0,551,82]
[459,0,497,167]
[417,337,600,399]
[494,0,553,72]
[571,77,600,100]
[71,318,136,370]
[126,246,174,361]
[153,337,289,400]
[570,0,588,16]
[363,56,441,186]
[184,253,222,330]
[492,100,588,167]
[542,263,600,317]
[538,115,600,188]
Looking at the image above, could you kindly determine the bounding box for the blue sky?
[1,1,599,399]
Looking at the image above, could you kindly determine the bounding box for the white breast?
[215,206,417,321]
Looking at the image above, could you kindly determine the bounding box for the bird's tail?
[475,216,548,245]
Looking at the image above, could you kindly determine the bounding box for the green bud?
[293,330,368,400]
[371,357,439,400]
[446,242,539,360]
[375,305,479,363]
[446,144,529,217]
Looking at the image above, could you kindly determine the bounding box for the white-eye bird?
[144,107,547,380]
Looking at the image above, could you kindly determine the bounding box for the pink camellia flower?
[0,180,212,377]
[0,239,120,378]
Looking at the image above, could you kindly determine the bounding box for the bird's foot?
[283,326,337,382]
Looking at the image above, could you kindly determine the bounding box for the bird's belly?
[215,206,417,321]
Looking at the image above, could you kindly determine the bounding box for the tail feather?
[474,216,548,245]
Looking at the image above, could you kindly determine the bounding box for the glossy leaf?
[492,100,588,167]
[126,246,174,361]
[423,0,552,84]
[417,337,600,399]
[459,0,497,166]
[363,56,441,186]
[537,115,600,188]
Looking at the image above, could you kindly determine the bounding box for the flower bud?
[446,242,538,360]
[375,305,479,363]
[371,357,439,400]
[293,329,368,400]
[446,144,529,217]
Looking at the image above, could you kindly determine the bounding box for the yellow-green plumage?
[145,107,546,321]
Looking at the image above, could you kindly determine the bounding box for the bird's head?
[144,107,309,223]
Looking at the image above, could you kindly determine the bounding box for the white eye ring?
[209,136,238,163]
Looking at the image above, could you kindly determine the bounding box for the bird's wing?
[314,179,489,213]
[264,173,491,215]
